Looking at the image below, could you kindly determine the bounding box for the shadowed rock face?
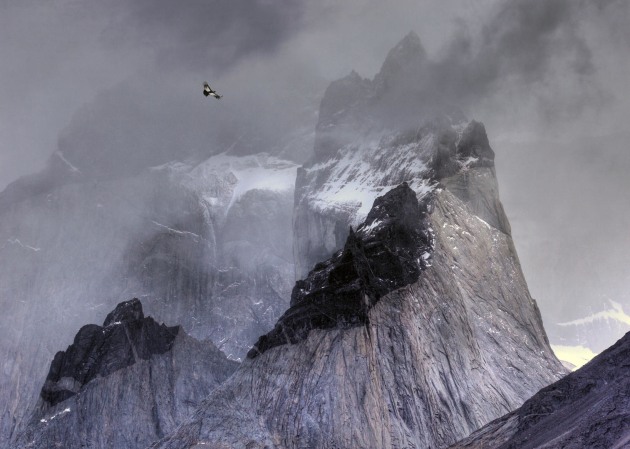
[249,183,433,358]
[449,331,630,449]
[12,299,239,449]
[41,299,179,407]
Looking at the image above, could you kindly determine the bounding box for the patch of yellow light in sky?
[551,345,598,370]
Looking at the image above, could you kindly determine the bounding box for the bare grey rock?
[448,331,630,449]
[0,153,296,445]
[11,300,238,449]
[151,176,565,449]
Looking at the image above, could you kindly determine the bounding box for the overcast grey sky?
[1,0,628,188]
[0,0,499,188]
[1,0,629,333]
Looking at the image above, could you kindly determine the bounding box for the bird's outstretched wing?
[203,81,221,99]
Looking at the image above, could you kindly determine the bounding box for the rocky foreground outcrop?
[449,331,630,449]
[11,299,239,449]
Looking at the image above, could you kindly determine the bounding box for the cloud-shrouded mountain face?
[0,151,298,445]
[448,330,630,449]
[5,30,624,449]
[151,120,565,448]
[149,45,565,447]
[10,299,239,449]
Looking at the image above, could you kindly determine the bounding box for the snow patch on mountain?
[55,151,81,174]
[152,152,297,214]
[39,408,71,424]
[304,132,435,228]
[5,238,41,252]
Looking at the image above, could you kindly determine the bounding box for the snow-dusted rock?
[152,167,565,449]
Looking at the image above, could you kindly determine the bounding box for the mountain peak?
[103,298,144,326]
[377,31,427,79]
[247,182,433,358]
[41,299,179,407]
[394,31,424,54]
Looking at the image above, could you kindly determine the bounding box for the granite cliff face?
[0,152,296,444]
[449,331,630,449]
[293,33,507,279]
[11,299,239,449]
[249,183,433,358]
[5,33,573,449]
[147,33,565,449]
[152,145,565,449]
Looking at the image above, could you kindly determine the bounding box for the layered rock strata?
[250,183,433,357]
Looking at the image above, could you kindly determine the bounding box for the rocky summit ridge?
[11,299,239,449]
[249,182,433,358]
[151,150,565,448]
[40,298,179,407]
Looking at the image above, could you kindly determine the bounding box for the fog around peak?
[1,0,629,339]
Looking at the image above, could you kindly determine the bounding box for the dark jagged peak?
[40,298,179,407]
[314,70,372,157]
[428,118,496,180]
[16,299,239,449]
[450,331,630,449]
[374,31,427,88]
[318,70,370,120]
[457,120,495,164]
[315,32,431,158]
[103,298,144,326]
[248,182,433,358]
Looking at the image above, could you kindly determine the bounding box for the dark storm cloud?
[427,0,608,118]
[103,0,305,74]
[314,0,626,139]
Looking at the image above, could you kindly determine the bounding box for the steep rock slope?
[0,152,295,444]
[151,33,564,449]
[152,162,565,449]
[249,183,433,357]
[448,331,630,449]
[11,299,239,449]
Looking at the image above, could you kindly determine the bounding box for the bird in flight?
[203,82,222,99]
